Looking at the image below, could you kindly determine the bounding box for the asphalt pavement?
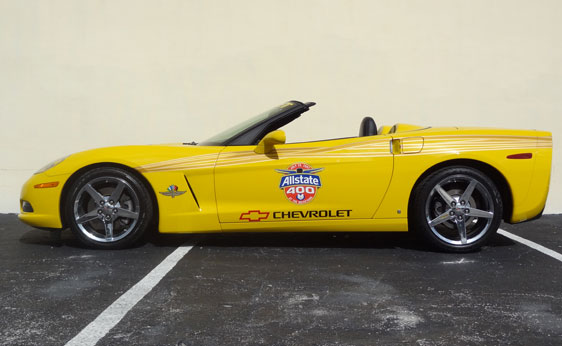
[1,213,561,346]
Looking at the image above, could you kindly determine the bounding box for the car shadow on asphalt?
[18,227,515,253]
[153,230,516,252]
[19,228,84,248]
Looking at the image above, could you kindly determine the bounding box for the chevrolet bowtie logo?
[240,210,270,222]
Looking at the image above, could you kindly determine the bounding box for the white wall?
[1,0,560,213]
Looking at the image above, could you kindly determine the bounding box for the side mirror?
[255,130,286,154]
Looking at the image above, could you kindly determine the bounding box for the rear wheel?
[410,166,503,252]
[65,167,153,249]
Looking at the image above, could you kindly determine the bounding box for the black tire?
[65,167,153,249]
[410,166,503,253]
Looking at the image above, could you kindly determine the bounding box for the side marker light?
[34,182,60,188]
[507,153,533,159]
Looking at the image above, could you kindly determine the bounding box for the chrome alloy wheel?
[73,176,140,243]
[424,174,494,246]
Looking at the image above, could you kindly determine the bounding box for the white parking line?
[498,229,562,263]
[65,245,194,346]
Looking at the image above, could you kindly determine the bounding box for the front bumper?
[18,172,69,229]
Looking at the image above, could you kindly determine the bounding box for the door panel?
[214,135,394,223]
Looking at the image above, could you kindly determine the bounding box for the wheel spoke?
[435,184,455,206]
[460,180,477,204]
[75,210,99,224]
[466,208,494,219]
[456,217,467,245]
[115,208,139,220]
[429,211,453,227]
[109,182,126,204]
[85,184,105,204]
[104,221,114,239]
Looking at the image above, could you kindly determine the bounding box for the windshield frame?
[198,101,314,146]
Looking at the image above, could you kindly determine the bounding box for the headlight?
[34,156,68,175]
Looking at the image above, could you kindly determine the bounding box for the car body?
[19,101,553,251]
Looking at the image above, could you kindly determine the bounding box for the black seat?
[359,117,377,137]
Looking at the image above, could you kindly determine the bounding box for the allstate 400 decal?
[276,163,324,204]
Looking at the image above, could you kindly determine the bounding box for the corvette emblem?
[276,163,323,205]
[240,210,270,222]
[159,185,187,198]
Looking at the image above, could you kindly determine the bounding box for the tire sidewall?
[411,166,503,253]
[65,167,153,249]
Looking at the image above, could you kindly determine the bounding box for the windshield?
[198,102,298,146]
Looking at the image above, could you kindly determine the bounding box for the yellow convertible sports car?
[19,101,552,252]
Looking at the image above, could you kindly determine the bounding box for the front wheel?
[65,167,153,249]
[410,166,503,253]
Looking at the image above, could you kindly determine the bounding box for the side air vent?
[184,175,201,210]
